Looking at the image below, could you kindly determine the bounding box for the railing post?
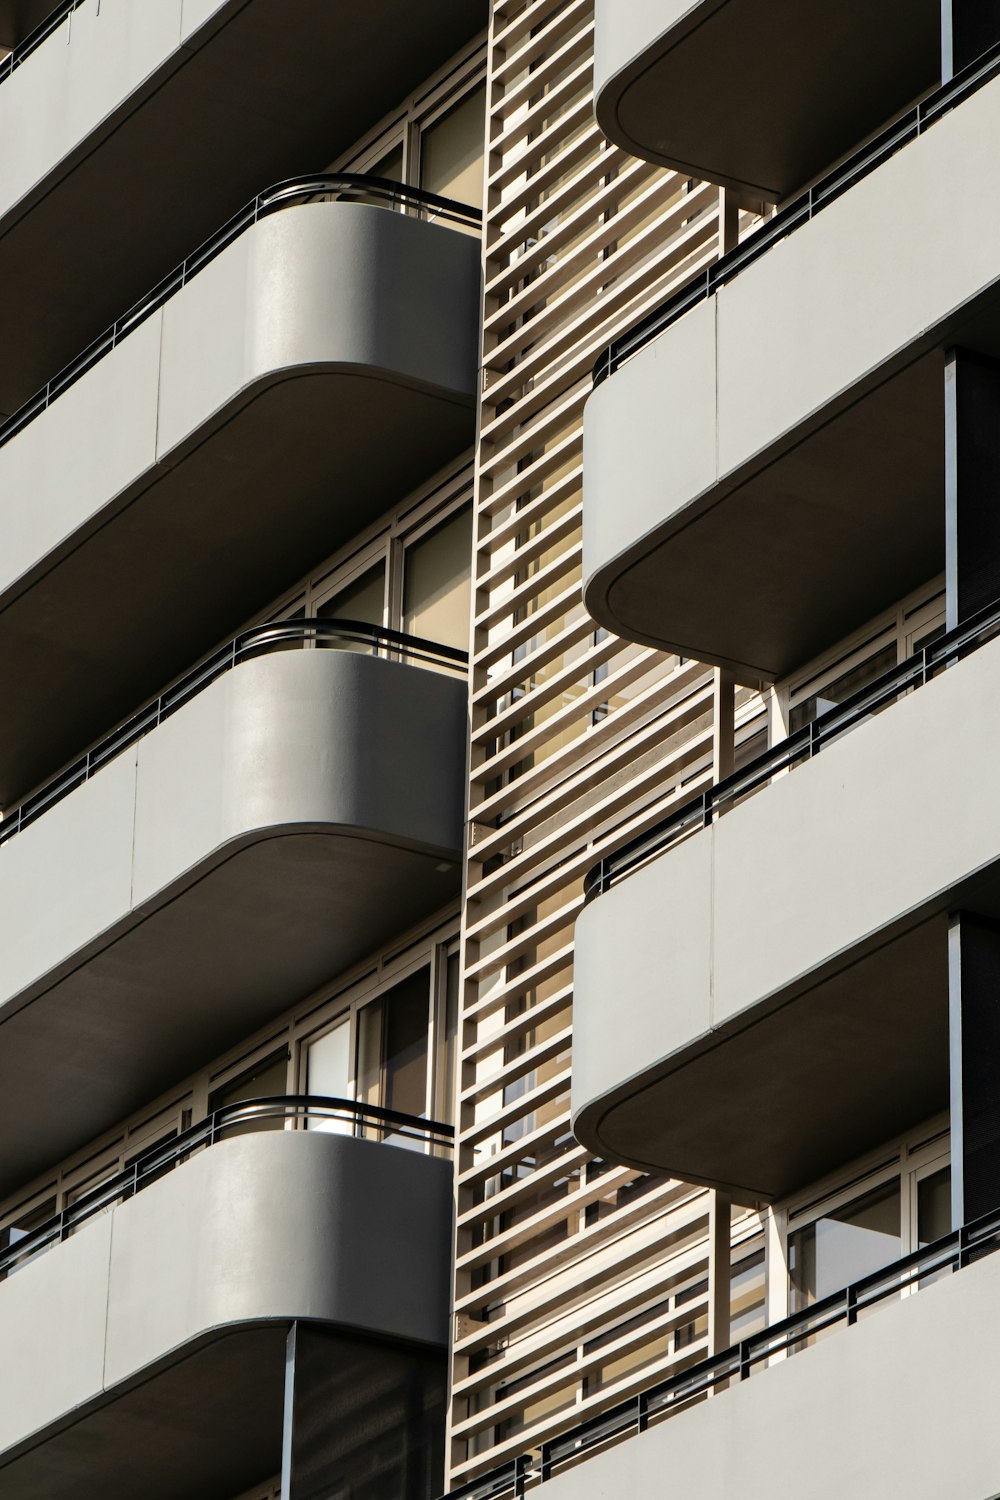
[739,1340,751,1381]
[702,790,713,829]
[513,1453,529,1496]
[636,1390,648,1433]
[846,1284,858,1326]
[539,1442,552,1482]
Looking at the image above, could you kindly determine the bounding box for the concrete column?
[944,350,1000,631]
[708,1190,731,1358]
[943,0,1000,80]
[948,914,1000,1228]
[712,668,736,783]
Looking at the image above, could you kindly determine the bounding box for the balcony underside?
[0,651,466,1195]
[573,637,1000,1201]
[594,0,938,200]
[0,1132,451,1498]
[0,0,487,413]
[0,201,479,806]
[584,70,1000,681]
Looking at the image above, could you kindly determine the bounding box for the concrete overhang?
[0,1130,453,1500]
[594,0,939,201]
[0,0,487,414]
[573,634,1000,1203]
[0,0,50,49]
[0,197,479,806]
[529,1249,1000,1500]
[0,648,467,1195]
[584,69,1000,684]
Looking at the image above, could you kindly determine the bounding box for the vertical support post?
[280,1322,298,1500]
[720,189,739,256]
[948,915,965,1229]
[948,914,1000,1228]
[712,668,736,784]
[943,349,1000,633]
[942,0,954,81]
[707,1190,731,1362]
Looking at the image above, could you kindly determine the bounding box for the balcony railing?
[592,37,1000,388]
[441,1204,1000,1500]
[0,0,81,84]
[584,594,1000,901]
[0,172,481,450]
[0,617,468,852]
[0,1094,454,1282]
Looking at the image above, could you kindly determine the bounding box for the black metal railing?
[0,172,480,452]
[593,39,1000,387]
[0,0,83,83]
[0,617,467,851]
[0,1094,453,1282]
[441,1205,1000,1499]
[585,594,1000,900]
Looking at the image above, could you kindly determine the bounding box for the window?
[784,1124,950,1318]
[326,59,485,225]
[0,1195,56,1278]
[208,1050,289,1137]
[402,506,473,651]
[782,581,945,738]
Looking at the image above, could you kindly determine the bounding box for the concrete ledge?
[584,69,1000,682]
[0,648,466,1193]
[0,198,480,805]
[0,0,486,414]
[594,0,938,199]
[533,1248,1000,1500]
[573,635,1000,1200]
[0,1130,453,1498]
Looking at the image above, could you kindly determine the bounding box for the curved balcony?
[0,622,467,1194]
[573,605,1000,1203]
[0,0,487,414]
[584,50,1000,683]
[0,1100,453,1500]
[594,0,939,201]
[0,178,480,806]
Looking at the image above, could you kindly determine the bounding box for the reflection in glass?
[420,84,486,217]
[358,967,431,1145]
[917,1166,951,1245]
[790,642,897,734]
[209,1051,288,1138]
[306,1020,352,1135]
[318,564,385,652]
[789,1180,901,1312]
[402,506,472,652]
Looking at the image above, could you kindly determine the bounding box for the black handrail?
[0,172,481,451]
[593,38,1000,387]
[0,617,468,851]
[441,1204,1000,1499]
[585,593,1000,901]
[0,1094,453,1282]
[0,0,82,83]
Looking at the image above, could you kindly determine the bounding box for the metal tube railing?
[0,617,468,851]
[0,172,481,452]
[585,593,1000,901]
[0,1094,454,1281]
[592,38,1000,387]
[441,1205,1000,1499]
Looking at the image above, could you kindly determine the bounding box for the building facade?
[0,2,997,1498]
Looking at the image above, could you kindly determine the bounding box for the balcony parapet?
[593,0,939,200]
[585,45,1000,680]
[0,182,480,805]
[572,605,1000,1201]
[0,0,487,413]
[439,1208,1000,1500]
[0,632,467,1194]
[0,1115,453,1499]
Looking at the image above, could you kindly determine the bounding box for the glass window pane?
[790,642,897,734]
[402,507,472,652]
[789,1180,901,1312]
[357,969,431,1140]
[917,1166,951,1246]
[420,85,486,215]
[318,564,385,652]
[210,1051,288,1137]
[1,1196,57,1276]
[306,1020,353,1134]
